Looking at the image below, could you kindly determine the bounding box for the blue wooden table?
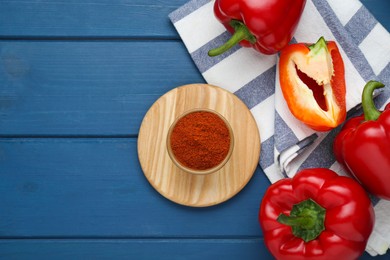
[0,0,389,259]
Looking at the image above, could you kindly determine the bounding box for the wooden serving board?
[137,84,261,207]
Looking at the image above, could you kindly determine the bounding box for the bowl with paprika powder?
[167,108,234,175]
[138,83,260,207]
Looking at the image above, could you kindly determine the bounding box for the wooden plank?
[0,239,385,260]
[0,0,388,38]
[362,0,390,31]
[0,0,188,38]
[0,41,205,135]
[0,138,269,237]
[0,239,273,260]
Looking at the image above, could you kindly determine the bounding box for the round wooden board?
[137,84,261,207]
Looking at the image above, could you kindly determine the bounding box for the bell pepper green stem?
[277,199,325,242]
[308,36,328,54]
[362,80,385,121]
[277,214,316,229]
[208,20,256,57]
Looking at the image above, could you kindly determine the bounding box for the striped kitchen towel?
[169,0,390,256]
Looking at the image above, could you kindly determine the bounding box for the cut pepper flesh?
[279,37,346,131]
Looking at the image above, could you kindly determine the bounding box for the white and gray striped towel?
[169,0,390,256]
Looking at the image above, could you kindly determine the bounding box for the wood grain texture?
[0,238,389,260]
[0,239,273,260]
[138,84,260,207]
[0,0,187,38]
[0,138,267,237]
[0,239,386,260]
[0,41,204,135]
[0,0,389,259]
[0,0,388,37]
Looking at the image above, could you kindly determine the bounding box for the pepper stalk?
[208,20,256,57]
[277,199,325,242]
[362,80,385,121]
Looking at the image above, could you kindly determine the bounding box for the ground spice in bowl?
[167,109,233,174]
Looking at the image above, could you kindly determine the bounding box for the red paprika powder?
[169,110,231,171]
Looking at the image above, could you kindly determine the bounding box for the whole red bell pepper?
[259,168,374,260]
[334,80,390,200]
[208,0,306,56]
[279,37,346,131]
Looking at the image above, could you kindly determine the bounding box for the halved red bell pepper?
[259,168,375,260]
[208,0,306,56]
[279,37,346,131]
[334,80,390,200]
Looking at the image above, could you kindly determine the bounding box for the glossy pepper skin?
[259,168,374,260]
[334,81,390,200]
[208,0,306,56]
[279,37,346,131]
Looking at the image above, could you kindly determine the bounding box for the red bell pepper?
[208,0,306,56]
[259,168,375,260]
[279,37,346,131]
[334,80,390,200]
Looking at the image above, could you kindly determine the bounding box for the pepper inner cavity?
[295,64,328,112]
